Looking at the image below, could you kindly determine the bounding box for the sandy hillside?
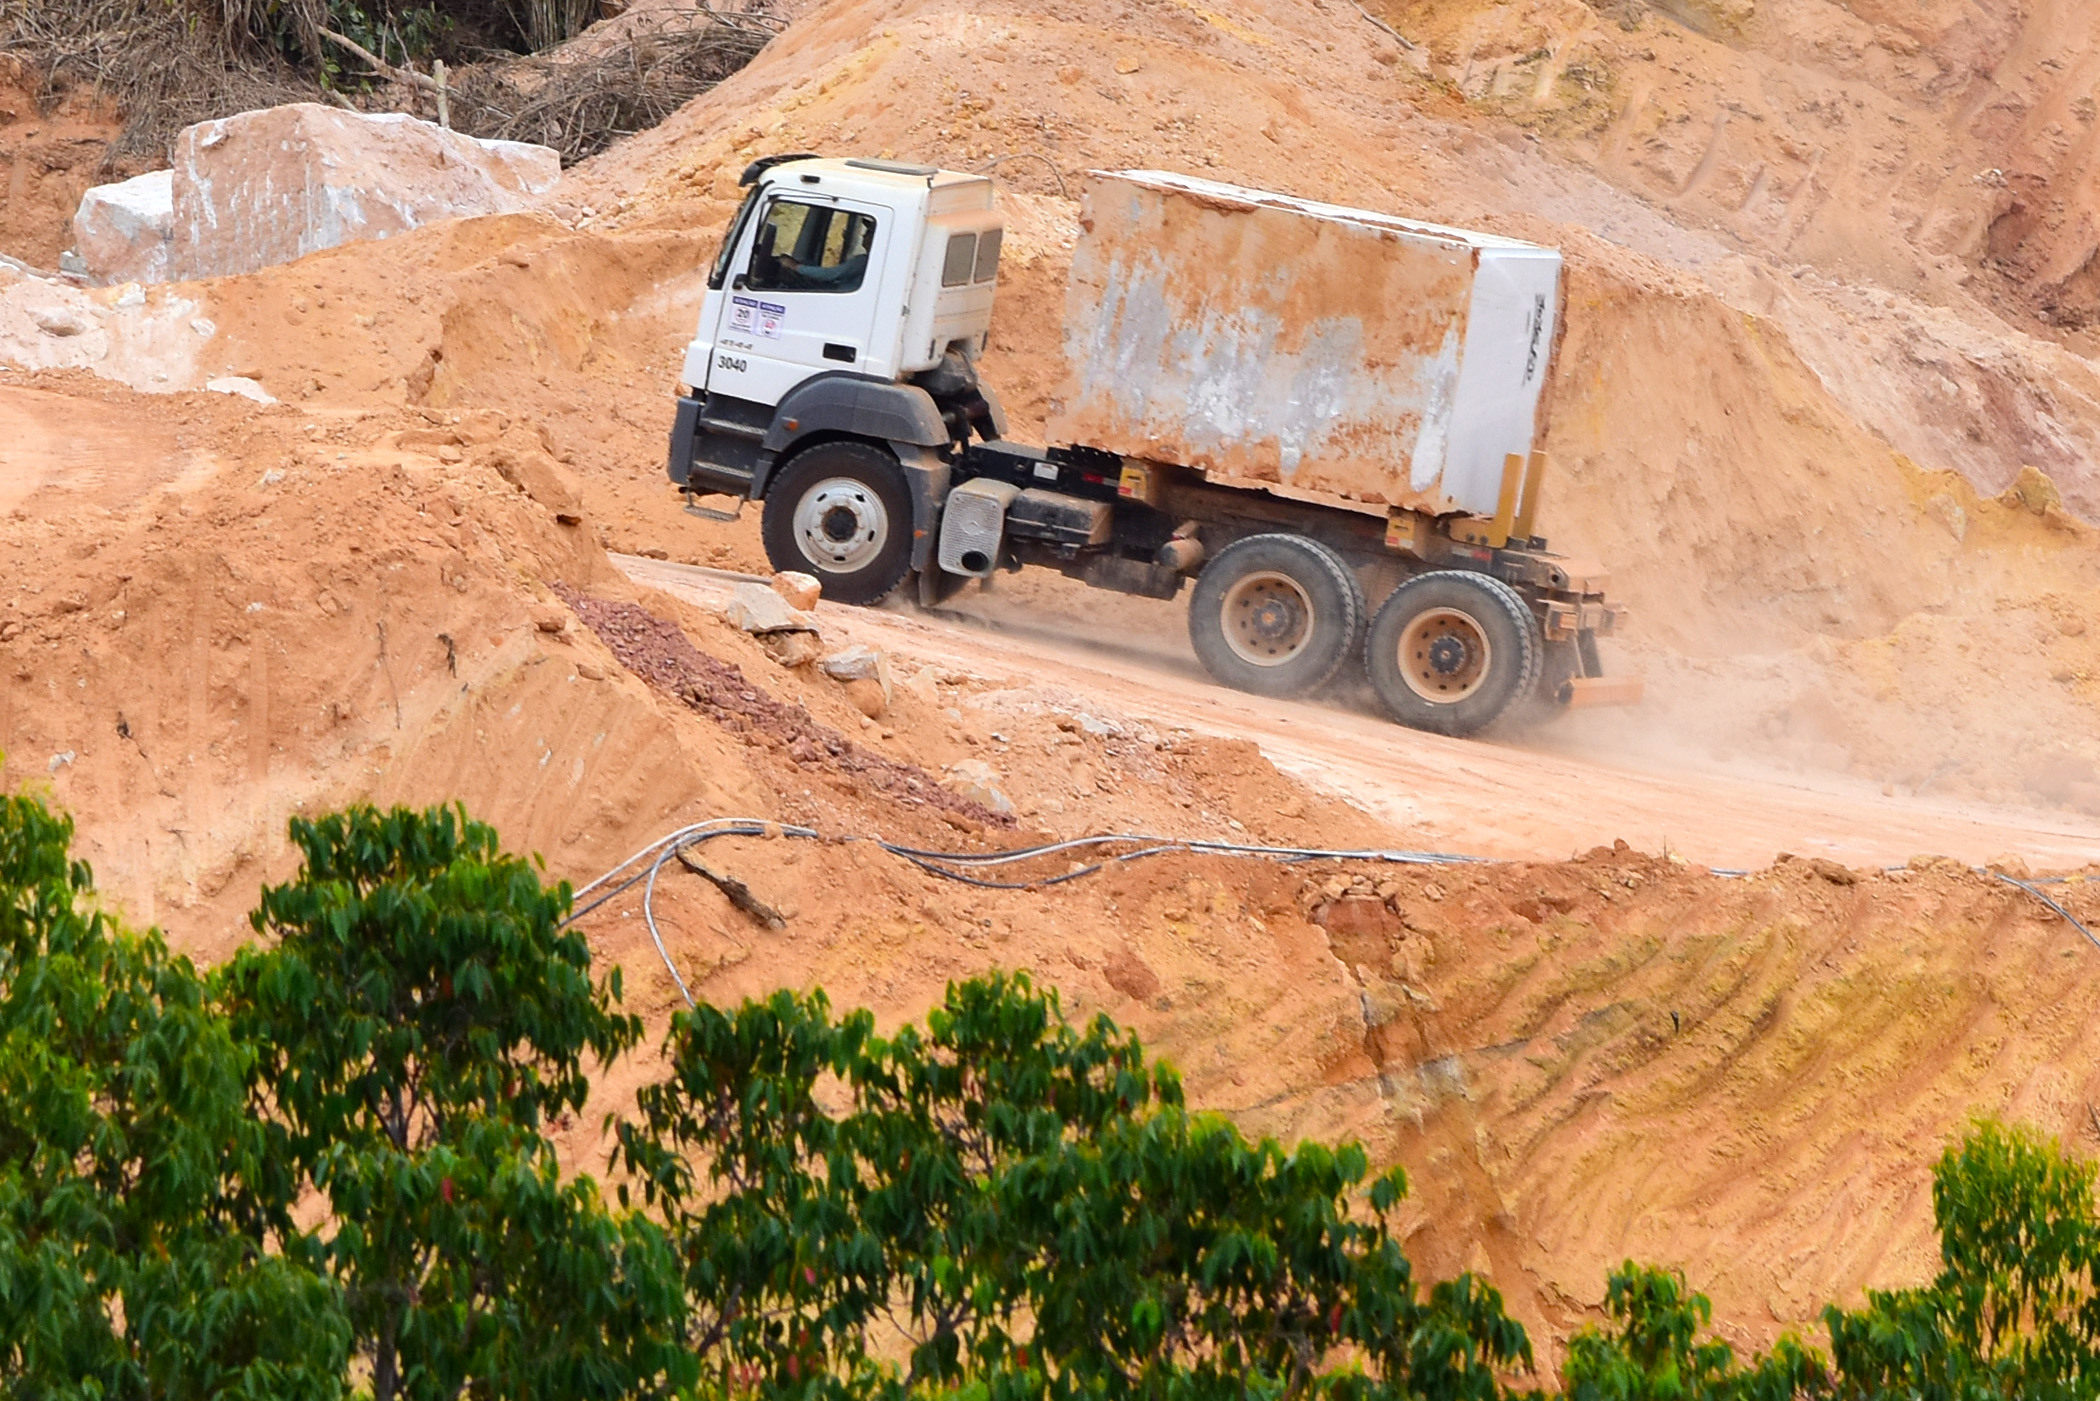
[517,0,2100,811]
[0,0,2098,1372]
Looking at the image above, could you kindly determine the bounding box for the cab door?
[705,194,887,406]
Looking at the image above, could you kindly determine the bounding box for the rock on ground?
[819,644,893,704]
[204,375,276,405]
[723,581,817,635]
[841,678,887,718]
[72,170,173,287]
[170,104,560,282]
[758,629,822,668]
[943,758,1015,815]
[770,570,821,610]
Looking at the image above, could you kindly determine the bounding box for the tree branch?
[319,27,443,93]
[1349,1,1419,51]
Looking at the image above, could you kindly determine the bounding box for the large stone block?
[72,169,174,287]
[1050,171,1563,517]
[170,104,560,281]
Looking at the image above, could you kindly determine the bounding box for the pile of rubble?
[720,571,896,718]
[716,572,1014,814]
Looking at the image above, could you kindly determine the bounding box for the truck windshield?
[707,186,763,292]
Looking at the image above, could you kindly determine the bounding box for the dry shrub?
[446,8,779,163]
[0,0,320,165]
[0,0,776,169]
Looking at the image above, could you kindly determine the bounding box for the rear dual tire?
[1363,570,1541,737]
[1188,534,1365,698]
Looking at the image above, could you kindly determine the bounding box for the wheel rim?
[792,477,889,572]
[1397,606,1492,703]
[1221,570,1315,667]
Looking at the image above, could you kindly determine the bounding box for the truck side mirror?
[732,273,748,290]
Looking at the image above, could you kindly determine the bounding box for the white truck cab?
[669,156,1011,600]
[680,155,1005,417]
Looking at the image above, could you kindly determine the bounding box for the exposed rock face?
[71,170,174,287]
[168,104,559,281]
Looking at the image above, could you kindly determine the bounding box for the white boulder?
[723,581,816,635]
[72,170,174,287]
[170,104,560,281]
[205,375,278,405]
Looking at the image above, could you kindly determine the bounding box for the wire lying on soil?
[572,823,2100,1009]
[1996,872,2100,950]
[569,822,1488,1008]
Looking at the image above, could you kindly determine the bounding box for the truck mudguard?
[761,374,950,459]
[975,379,1010,440]
[666,395,703,486]
[891,442,952,572]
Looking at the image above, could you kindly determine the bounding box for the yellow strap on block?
[1485,452,1523,549]
[1512,450,1548,544]
[1118,463,1162,506]
[1384,510,1431,556]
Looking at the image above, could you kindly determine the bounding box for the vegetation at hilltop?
[2,0,774,165]
[1,785,2098,1399]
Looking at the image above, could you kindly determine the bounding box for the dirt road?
[617,553,2100,872]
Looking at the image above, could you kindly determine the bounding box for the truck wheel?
[1364,571,1541,737]
[761,441,914,605]
[1188,534,1364,698]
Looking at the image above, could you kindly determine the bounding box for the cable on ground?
[568,822,1492,1006]
[569,821,2100,1008]
[1996,872,2100,951]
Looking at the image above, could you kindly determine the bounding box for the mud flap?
[1562,630,1641,708]
[666,395,702,486]
[891,442,952,574]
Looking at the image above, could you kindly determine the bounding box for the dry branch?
[676,847,786,930]
[318,26,441,93]
[1,0,779,168]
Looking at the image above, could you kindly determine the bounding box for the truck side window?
[973,227,1002,284]
[942,232,977,288]
[748,200,877,294]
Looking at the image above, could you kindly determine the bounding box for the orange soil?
[2,0,2099,1369]
[0,74,125,269]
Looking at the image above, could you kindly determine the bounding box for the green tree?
[618,970,1537,1401]
[1562,1265,1824,1401]
[24,779,2100,1401]
[215,803,685,1401]
[1824,1120,2100,1400]
[0,784,346,1399]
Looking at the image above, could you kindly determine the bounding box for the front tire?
[761,441,914,605]
[1364,571,1541,737]
[1187,534,1364,698]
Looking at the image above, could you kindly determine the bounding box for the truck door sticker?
[730,295,759,333]
[757,302,786,340]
